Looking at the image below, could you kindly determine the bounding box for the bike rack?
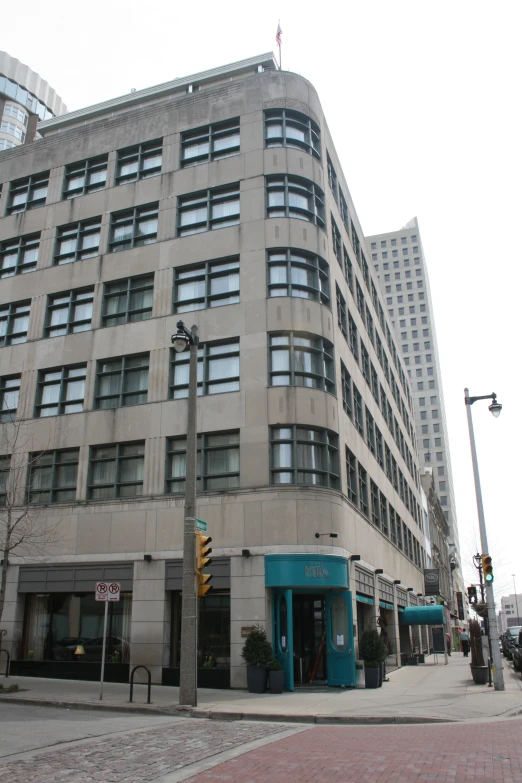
[0,650,10,678]
[129,665,151,704]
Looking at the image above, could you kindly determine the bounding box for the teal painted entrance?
[266,555,355,691]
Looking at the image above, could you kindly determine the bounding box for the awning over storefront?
[399,605,445,625]
[265,554,349,588]
[356,593,374,605]
[379,600,394,610]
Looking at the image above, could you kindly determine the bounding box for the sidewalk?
[1,654,521,725]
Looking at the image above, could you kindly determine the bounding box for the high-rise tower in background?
[366,219,465,617]
[0,51,67,152]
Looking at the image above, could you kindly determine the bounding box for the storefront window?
[171,592,230,668]
[22,593,132,662]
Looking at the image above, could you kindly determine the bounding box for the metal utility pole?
[172,322,199,707]
[464,388,504,691]
[513,575,521,625]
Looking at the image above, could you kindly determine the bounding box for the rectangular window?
[103,275,154,327]
[327,153,338,199]
[339,189,349,230]
[271,426,339,488]
[266,175,325,228]
[116,139,162,184]
[0,300,30,346]
[55,218,102,264]
[167,431,240,492]
[267,249,329,305]
[344,247,354,293]
[0,233,39,277]
[7,172,48,214]
[389,504,397,544]
[95,354,149,409]
[361,341,370,383]
[341,362,352,419]
[331,214,342,262]
[346,447,358,504]
[174,257,239,312]
[110,203,158,252]
[182,119,240,166]
[366,407,376,455]
[45,288,94,337]
[370,480,380,527]
[353,385,364,436]
[35,365,86,417]
[171,339,240,398]
[358,463,369,516]
[0,375,20,421]
[89,442,145,499]
[63,156,108,199]
[184,190,240,244]
[269,333,334,393]
[28,449,79,503]
[348,313,358,361]
[336,285,347,337]
[375,426,384,469]
[385,443,392,481]
[0,455,9,506]
[265,110,320,158]
[380,492,388,535]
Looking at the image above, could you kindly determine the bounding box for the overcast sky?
[2,0,521,602]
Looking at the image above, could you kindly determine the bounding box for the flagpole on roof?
[276,21,282,70]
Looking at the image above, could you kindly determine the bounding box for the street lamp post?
[464,388,504,691]
[172,321,199,707]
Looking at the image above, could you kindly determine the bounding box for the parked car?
[502,626,522,660]
[512,630,522,672]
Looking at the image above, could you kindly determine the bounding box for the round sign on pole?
[108,582,121,602]
[95,582,108,601]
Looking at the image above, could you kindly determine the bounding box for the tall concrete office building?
[1,55,438,691]
[0,51,66,152]
[366,219,465,621]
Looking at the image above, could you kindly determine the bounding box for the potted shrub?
[267,658,284,693]
[241,624,272,693]
[359,629,387,688]
[469,619,488,684]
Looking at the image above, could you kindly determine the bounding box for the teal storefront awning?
[379,600,394,610]
[356,593,374,605]
[399,605,445,625]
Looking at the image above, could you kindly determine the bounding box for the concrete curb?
[0,695,455,725]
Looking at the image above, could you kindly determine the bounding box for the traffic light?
[467,585,477,604]
[482,555,494,583]
[196,533,213,598]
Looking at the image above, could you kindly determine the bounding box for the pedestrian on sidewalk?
[459,628,470,657]
[446,631,452,656]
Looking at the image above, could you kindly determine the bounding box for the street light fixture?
[172,321,199,707]
[464,387,504,691]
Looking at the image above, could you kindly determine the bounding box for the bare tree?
[0,413,62,625]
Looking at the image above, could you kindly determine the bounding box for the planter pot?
[247,664,268,693]
[470,665,489,685]
[364,666,380,689]
[417,654,425,664]
[406,656,418,666]
[269,670,285,693]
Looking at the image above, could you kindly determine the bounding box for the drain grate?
[491,756,509,761]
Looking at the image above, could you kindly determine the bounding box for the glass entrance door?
[292,594,326,684]
[325,591,355,687]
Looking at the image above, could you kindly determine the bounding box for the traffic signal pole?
[179,326,199,707]
[465,390,504,691]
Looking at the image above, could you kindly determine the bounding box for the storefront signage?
[265,554,349,589]
[304,562,331,579]
[423,569,440,596]
[241,626,254,638]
